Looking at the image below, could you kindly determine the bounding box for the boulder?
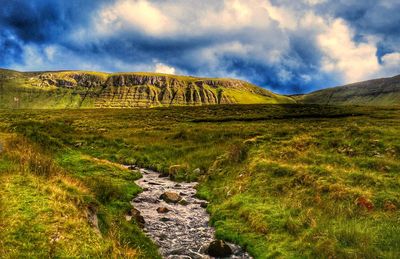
[160,192,182,203]
[206,240,233,257]
[157,207,170,213]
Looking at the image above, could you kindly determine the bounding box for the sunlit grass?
[0,104,399,258]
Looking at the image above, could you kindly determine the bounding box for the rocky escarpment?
[0,69,294,108]
[96,74,235,107]
[32,72,289,107]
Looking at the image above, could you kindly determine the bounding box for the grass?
[0,135,160,258]
[0,104,399,258]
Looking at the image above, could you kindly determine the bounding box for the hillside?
[296,74,400,106]
[0,69,294,108]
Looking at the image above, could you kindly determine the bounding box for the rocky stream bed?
[128,167,252,259]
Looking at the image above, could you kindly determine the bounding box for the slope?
[296,74,400,106]
[0,69,294,108]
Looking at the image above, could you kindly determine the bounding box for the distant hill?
[0,69,294,108]
[296,74,400,106]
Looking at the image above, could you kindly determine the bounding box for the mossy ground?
[0,104,399,258]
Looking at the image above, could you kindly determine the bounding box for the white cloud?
[154,63,176,74]
[94,0,288,36]
[96,0,176,36]
[317,18,400,83]
[261,1,297,29]
[379,52,400,77]
[317,19,380,83]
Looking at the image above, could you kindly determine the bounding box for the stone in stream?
[160,217,171,222]
[207,240,233,257]
[178,199,189,206]
[157,207,170,213]
[160,191,182,203]
[159,171,169,178]
[134,196,160,203]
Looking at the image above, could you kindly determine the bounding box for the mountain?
[296,74,400,106]
[0,69,294,108]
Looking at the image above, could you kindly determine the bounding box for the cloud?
[317,19,380,83]
[1,0,399,93]
[154,63,176,74]
[97,0,176,36]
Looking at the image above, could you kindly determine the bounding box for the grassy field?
[0,104,399,258]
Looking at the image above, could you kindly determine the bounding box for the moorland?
[0,104,399,258]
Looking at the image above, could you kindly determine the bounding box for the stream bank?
[129,167,251,258]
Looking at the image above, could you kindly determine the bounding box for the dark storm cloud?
[1,0,399,94]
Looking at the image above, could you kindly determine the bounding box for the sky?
[1,0,400,94]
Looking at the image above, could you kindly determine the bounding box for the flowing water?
[130,167,252,259]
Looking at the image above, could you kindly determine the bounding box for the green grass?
[0,104,399,258]
[0,135,160,258]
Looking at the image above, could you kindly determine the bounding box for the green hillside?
[296,75,400,106]
[0,69,294,108]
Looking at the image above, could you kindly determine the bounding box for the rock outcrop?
[0,69,294,108]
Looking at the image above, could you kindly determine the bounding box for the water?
[130,167,251,259]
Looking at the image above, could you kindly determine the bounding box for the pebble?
[131,167,252,258]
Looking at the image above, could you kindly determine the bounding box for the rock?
[128,208,145,227]
[159,172,169,178]
[160,192,182,203]
[179,199,189,206]
[157,207,170,213]
[206,240,233,257]
[200,202,208,208]
[160,217,171,222]
[134,196,159,203]
[148,182,162,185]
[87,204,100,233]
[193,168,201,174]
[127,165,138,170]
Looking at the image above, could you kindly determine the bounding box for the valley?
[0,104,399,258]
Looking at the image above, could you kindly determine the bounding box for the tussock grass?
[0,104,399,258]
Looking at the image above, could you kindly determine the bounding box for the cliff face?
[0,71,292,108]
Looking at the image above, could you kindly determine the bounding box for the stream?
[129,167,252,259]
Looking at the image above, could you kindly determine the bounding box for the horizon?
[2,66,398,96]
[1,0,400,94]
